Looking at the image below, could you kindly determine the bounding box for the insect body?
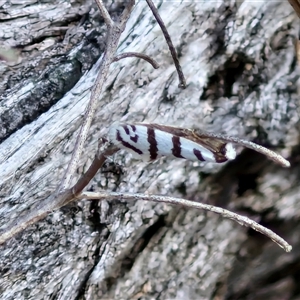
[108,123,236,163]
[108,123,290,168]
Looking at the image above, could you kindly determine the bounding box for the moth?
[108,123,290,168]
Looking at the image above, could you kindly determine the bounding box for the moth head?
[107,123,150,161]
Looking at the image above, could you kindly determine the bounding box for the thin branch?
[146,0,186,88]
[71,140,119,196]
[94,0,114,27]
[118,0,136,28]
[79,191,292,252]
[113,52,160,69]
[58,1,135,191]
[195,130,290,168]
[288,0,300,17]
[295,37,300,65]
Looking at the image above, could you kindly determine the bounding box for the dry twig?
[79,191,292,252]
[113,52,159,69]
[146,0,186,88]
[288,0,300,17]
[193,129,291,168]
[58,0,135,191]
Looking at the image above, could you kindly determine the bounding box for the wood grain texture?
[0,1,299,299]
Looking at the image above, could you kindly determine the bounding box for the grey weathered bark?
[0,1,299,299]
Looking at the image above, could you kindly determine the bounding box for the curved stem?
[113,52,159,69]
[80,191,292,252]
[195,130,290,168]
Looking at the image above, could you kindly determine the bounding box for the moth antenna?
[233,138,290,168]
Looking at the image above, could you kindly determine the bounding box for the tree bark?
[0,1,299,299]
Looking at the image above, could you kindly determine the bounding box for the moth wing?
[139,124,236,162]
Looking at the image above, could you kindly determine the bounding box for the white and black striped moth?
[108,123,290,168]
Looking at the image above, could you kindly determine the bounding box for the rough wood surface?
[0,1,299,299]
